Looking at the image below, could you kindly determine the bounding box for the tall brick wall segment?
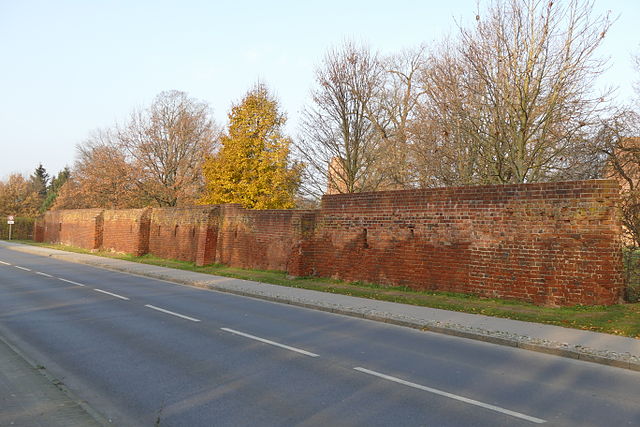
[33,218,44,242]
[311,179,623,306]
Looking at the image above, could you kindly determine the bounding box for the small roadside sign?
[7,216,14,240]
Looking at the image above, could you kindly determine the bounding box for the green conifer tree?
[30,164,49,199]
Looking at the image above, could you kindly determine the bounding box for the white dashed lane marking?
[58,278,86,287]
[14,266,31,271]
[221,327,319,357]
[144,304,200,322]
[94,289,130,301]
[36,272,53,278]
[353,367,546,424]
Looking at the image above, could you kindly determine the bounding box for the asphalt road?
[0,247,639,426]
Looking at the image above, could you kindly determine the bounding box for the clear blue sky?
[1,0,638,178]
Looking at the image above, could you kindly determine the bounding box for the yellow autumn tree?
[200,84,301,209]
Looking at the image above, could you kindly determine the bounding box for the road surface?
[0,246,638,426]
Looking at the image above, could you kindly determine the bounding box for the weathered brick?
[40,209,104,249]
[307,179,623,306]
[35,179,624,306]
[148,206,219,265]
[102,208,151,256]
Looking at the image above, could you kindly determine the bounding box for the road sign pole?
[7,215,15,240]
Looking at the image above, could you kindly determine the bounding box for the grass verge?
[14,240,640,338]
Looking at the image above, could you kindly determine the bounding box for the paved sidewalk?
[0,333,104,427]
[3,241,639,371]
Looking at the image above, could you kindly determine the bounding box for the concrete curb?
[6,242,640,372]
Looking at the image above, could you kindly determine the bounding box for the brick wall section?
[40,211,60,243]
[307,180,623,306]
[35,179,623,306]
[215,204,316,272]
[148,206,219,264]
[41,209,104,250]
[33,218,44,242]
[102,208,151,256]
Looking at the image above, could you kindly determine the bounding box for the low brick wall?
[40,209,103,249]
[148,206,218,265]
[216,204,316,272]
[34,179,624,306]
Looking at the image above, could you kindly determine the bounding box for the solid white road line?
[0,260,10,265]
[220,327,319,358]
[144,304,200,322]
[94,288,130,301]
[15,266,31,271]
[58,278,86,287]
[36,272,53,278]
[353,367,546,424]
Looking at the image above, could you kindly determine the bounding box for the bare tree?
[412,40,489,186]
[600,48,640,246]
[57,91,218,209]
[297,42,386,197]
[634,49,640,101]
[53,130,143,209]
[117,91,218,206]
[368,46,428,188]
[600,115,640,245]
[416,0,612,185]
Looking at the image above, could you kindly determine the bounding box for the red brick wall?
[215,204,316,272]
[41,209,104,250]
[102,208,151,256]
[35,179,623,306]
[307,180,623,306]
[148,206,218,264]
[33,218,44,242]
[41,211,60,243]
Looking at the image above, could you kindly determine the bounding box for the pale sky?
[1,0,638,179]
